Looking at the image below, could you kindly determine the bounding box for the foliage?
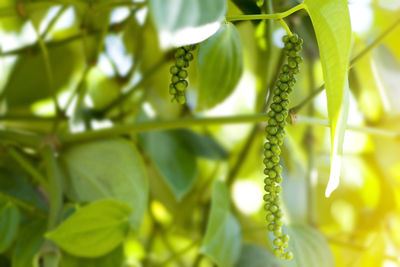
[0,0,399,266]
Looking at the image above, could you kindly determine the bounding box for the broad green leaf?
[200,181,242,267]
[60,245,124,267]
[139,131,197,201]
[235,244,281,267]
[175,130,228,160]
[12,219,46,267]
[197,23,243,110]
[283,225,334,267]
[0,202,20,253]
[46,199,132,258]
[61,138,148,230]
[149,0,227,47]
[303,0,352,197]
[3,43,84,110]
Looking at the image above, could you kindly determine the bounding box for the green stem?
[59,114,268,144]
[98,56,168,116]
[41,6,68,40]
[290,16,400,114]
[294,115,400,138]
[30,20,61,115]
[279,19,292,36]
[0,130,42,148]
[0,191,46,216]
[42,146,63,229]
[8,148,50,191]
[0,114,61,122]
[226,3,305,22]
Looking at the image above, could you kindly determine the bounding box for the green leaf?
[0,168,47,212]
[3,43,84,110]
[12,219,46,267]
[139,131,197,201]
[0,202,20,253]
[149,0,227,47]
[283,225,334,267]
[175,130,228,160]
[235,244,281,267]
[60,245,124,267]
[61,138,148,230]
[197,23,244,110]
[303,0,352,197]
[200,181,242,267]
[45,199,132,258]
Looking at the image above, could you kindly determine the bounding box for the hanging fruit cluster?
[263,33,303,260]
[168,45,197,104]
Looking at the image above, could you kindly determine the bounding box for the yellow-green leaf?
[303,0,352,197]
[45,199,132,258]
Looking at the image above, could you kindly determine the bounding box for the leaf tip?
[325,155,342,197]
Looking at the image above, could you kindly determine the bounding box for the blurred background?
[0,0,400,266]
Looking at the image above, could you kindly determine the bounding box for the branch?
[294,115,400,139]
[59,114,268,144]
[226,3,305,22]
[8,147,50,191]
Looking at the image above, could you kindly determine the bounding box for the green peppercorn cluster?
[169,45,197,104]
[263,34,303,261]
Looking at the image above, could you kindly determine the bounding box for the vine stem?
[290,16,400,114]
[294,115,400,138]
[8,148,50,191]
[279,19,292,36]
[226,3,305,22]
[57,113,400,144]
[30,20,61,115]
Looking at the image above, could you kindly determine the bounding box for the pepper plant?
[0,0,400,266]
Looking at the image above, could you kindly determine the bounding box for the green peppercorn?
[170,66,180,74]
[273,96,282,103]
[280,92,289,100]
[178,70,188,79]
[169,87,177,95]
[275,113,284,122]
[280,73,289,82]
[176,58,186,67]
[273,88,282,95]
[281,100,289,109]
[273,238,283,247]
[289,34,299,43]
[264,150,273,158]
[185,53,194,61]
[289,50,297,58]
[269,118,278,126]
[271,156,280,163]
[282,35,289,43]
[271,104,283,112]
[288,60,297,69]
[285,251,293,260]
[177,95,186,104]
[175,80,188,91]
